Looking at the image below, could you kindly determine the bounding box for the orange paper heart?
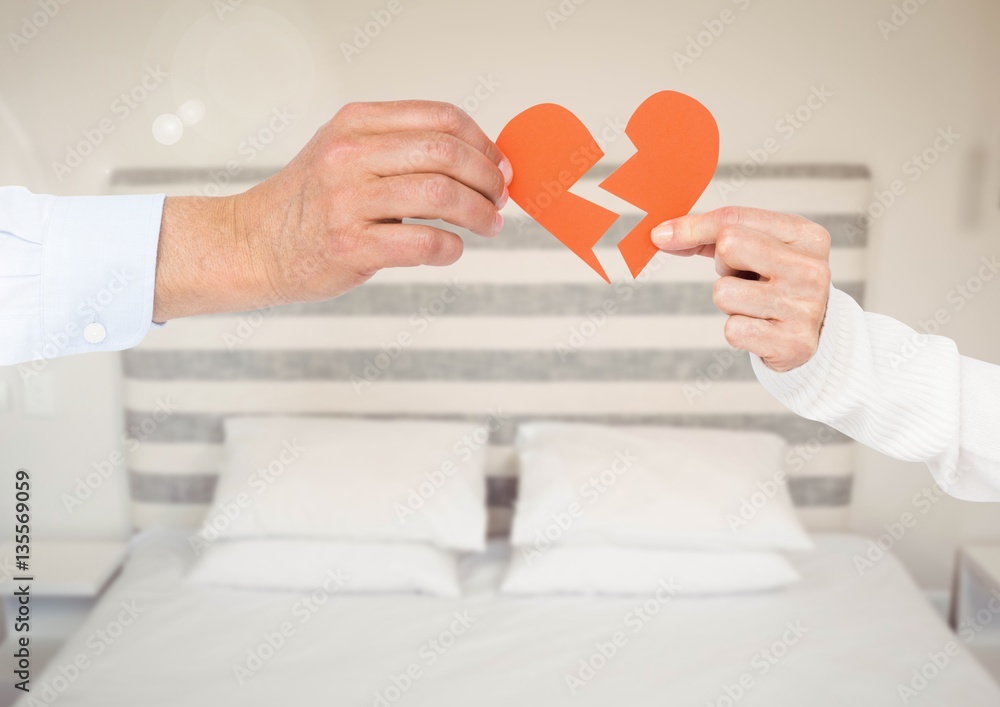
[496,103,620,282]
[496,91,720,280]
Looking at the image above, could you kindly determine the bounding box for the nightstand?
[0,541,127,706]
[951,546,1000,684]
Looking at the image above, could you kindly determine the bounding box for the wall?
[0,0,997,586]
[0,100,131,539]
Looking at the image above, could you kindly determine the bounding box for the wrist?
[153,195,267,321]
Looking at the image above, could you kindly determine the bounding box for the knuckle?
[715,227,740,258]
[423,174,456,207]
[807,224,832,256]
[712,278,731,307]
[322,137,357,166]
[715,206,745,229]
[432,103,466,134]
[807,258,832,288]
[336,101,367,122]
[484,141,503,164]
[412,229,444,261]
[723,316,747,349]
[814,225,832,249]
[424,135,458,165]
[767,294,789,321]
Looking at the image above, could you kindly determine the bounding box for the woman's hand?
[652,207,832,372]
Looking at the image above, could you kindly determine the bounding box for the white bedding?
[20,531,1000,706]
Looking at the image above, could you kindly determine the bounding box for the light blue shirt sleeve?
[0,186,166,366]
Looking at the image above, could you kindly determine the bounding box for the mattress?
[19,531,1000,706]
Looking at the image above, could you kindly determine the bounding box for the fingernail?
[499,157,514,185]
[650,223,674,248]
[497,186,509,209]
[493,211,504,236]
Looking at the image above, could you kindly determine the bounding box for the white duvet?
[19,531,1000,706]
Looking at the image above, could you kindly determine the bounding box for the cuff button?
[83,322,107,344]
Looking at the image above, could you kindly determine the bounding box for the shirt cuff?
[41,194,165,358]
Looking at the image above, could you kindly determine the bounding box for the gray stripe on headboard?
[207,282,865,318]
[122,349,758,382]
[129,471,852,508]
[110,163,872,187]
[130,472,219,505]
[787,476,853,506]
[124,411,850,446]
[487,476,854,509]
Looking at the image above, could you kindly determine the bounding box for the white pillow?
[186,539,461,597]
[502,545,800,596]
[201,417,488,551]
[510,422,812,552]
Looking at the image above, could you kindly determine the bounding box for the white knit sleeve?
[751,287,1000,501]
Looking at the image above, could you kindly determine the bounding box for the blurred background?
[0,0,999,648]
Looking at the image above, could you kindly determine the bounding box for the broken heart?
[496,91,719,280]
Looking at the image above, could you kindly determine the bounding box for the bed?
[24,531,1000,706]
[68,163,997,706]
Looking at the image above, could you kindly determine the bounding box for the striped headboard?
[112,163,870,535]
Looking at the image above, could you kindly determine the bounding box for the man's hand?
[651,207,832,372]
[153,100,512,321]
